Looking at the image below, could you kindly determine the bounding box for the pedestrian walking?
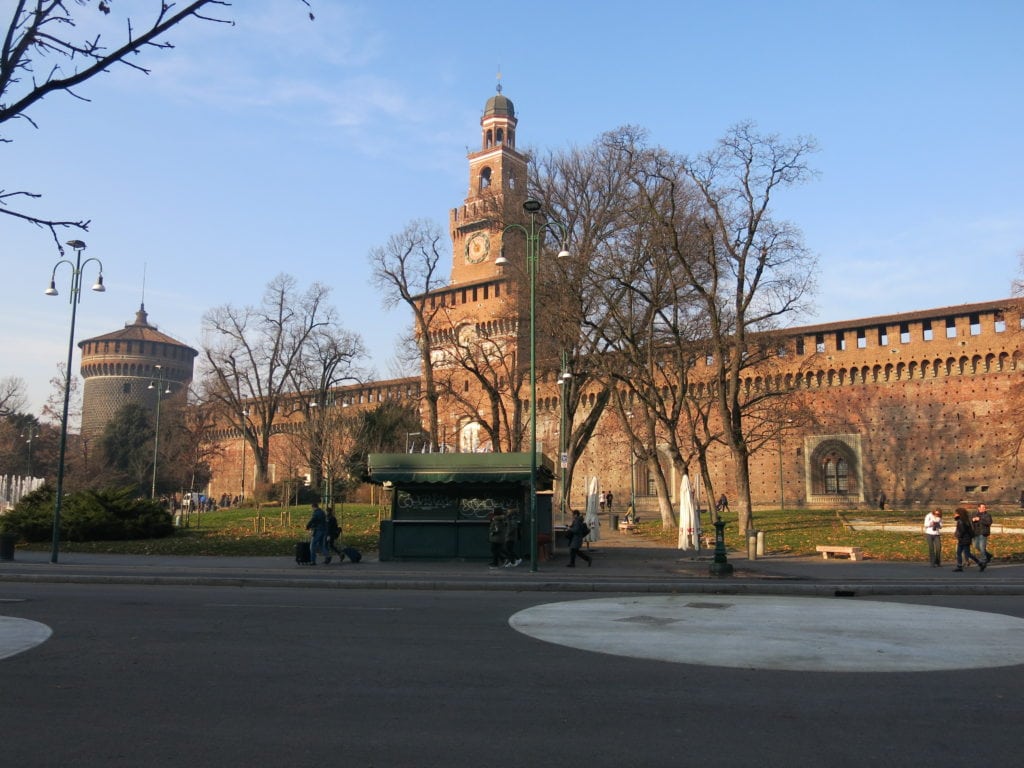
[305,500,329,565]
[326,506,343,561]
[488,509,508,569]
[972,503,994,563]
[923,508,942,567]
[502,508,522,568]
[952,508,985,572]
[566,509,592,568]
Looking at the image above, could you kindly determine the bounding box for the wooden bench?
[816,545,863,561]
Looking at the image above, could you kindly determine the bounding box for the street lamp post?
[311,391,338,506]
[777,419,792,512]
[778,434,785,513]
[148,365,173,499]
[240,408,249,503]
[625,410,636,519]
[21,425,38,477]
[45,239,105,563]
[557,353,572,527]
[498,198,570,573]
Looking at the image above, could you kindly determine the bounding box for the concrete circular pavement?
[0,615,52,661]
[509,595,1024,672]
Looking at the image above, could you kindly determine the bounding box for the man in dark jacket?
[566,509,592,568]
[972,503,994,563]
[306,501,329,565]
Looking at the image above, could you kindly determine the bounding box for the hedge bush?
[0,485,174,542]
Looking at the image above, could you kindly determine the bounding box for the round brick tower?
[78,304,198,442]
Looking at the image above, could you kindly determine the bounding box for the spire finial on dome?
[132,303,152,329]
[496,66,502,94]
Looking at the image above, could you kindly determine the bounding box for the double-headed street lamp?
[148,365,173,499]
[45,239,105,563]
[497,198,570,573]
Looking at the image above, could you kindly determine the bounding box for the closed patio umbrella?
[677,473,700,550]
[585,476,601,543]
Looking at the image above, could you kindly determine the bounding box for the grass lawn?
[42,503,388,557]
[638,506,1024,563]
[25,503,1024,562]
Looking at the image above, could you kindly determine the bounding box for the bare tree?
[368,219,449,450]
[670,122,819,533]
[41,364,80,428]
[285,324,366,497]
[527,129,652,511]
[1,1,312,248]
[200,273,355,487]
[0,375,27,417]
[434,315,525,452]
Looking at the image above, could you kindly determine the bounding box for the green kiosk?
[369,453,554,561]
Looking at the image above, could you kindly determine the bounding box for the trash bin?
[610,514,619,531]
[0,532,16,561]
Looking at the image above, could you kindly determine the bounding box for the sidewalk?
[2,529,1023,595]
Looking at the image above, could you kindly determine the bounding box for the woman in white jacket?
[923,509,942,567]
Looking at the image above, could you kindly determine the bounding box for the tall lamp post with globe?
[45,240,105,564]
[496,198,570,573]
[148,365,173,499]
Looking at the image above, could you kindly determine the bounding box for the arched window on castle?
[479,167,492,191]
[823,455,849,494]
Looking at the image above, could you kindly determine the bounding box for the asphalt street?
[1,582,1023,767]
[2,533,1024,767]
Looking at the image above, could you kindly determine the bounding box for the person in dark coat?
[972,503,994,563]
[305,501,329,565]
[952,507,984,572]
[325,506,343,562]
[502,508,522,568]
[566,509,592,568]
[488,510,508,570]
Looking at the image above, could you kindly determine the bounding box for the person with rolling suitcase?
[305,500,329,565]
[326,506,343,562]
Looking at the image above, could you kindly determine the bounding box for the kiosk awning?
[368,452,554,487]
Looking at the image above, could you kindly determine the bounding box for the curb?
[3,569,1024,596]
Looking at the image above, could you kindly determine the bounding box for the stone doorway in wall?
[806,434,865,505]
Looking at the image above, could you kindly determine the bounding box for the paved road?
[2,581,1024,767]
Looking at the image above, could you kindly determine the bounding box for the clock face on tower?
[465,232,491,263]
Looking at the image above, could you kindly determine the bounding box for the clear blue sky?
[4,0,1022,415]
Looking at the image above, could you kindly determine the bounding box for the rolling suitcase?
[342,546,362,563]
[295,541,311,565]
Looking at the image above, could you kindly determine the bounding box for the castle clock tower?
[449,84,528,285]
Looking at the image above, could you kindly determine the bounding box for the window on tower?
[479,167,492,190]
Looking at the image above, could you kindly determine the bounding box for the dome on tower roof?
[483,91,514,119]
[78,303,198,356]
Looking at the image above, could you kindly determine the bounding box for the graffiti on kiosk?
[395,491,519,520]
[396,492,457,512]
[458,496,519,520]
